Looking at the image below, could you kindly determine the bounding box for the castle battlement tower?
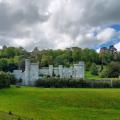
[24,59,39,86]
[25,59,30,85]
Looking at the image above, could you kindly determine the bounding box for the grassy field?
[85,71,101,80]
[0,87,120,120]
[0,111,30,120]
[85,71,120,80]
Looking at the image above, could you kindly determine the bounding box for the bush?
[93,81,111,88]
[99,67,108,78]
[35,78,90,88]
[35,78,120,88]
[90,63,98,75]
[100,62,120,78]
[113,80,120,88]
[0,71,11,88]
[35,78,94,88]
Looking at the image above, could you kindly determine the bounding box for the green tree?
[0,58,8,72]
[90,63,98,75]
[100,62,120,78]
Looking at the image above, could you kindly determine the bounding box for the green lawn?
[85,71,101,80]
[0,111,30,120]
[0,87,120,120]
[85,71,119,80]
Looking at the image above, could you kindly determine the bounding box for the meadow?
[0,87,120,120]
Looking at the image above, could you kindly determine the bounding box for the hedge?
[35,78,120,88]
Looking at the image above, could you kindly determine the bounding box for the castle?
[13,59,85,86]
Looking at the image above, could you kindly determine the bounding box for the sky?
[0,0,120,51]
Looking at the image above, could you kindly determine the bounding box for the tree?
[107,62,120,78]
[90,63,98,75]
[72,48,82,63]
[0,58,8,72]
[41,55,53,67]
[0,71,10,88]
[100,62,120,78]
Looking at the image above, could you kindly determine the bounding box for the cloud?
[96,28,117,41]
[0,0,120,50]
[115,42,120,51]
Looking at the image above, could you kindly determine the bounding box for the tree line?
[0,45,120,78]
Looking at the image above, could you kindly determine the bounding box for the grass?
[0,111,30,120]
[85,71,120,80]
[85,71,101,80]
[0,87,120,119]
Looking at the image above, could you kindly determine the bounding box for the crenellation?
[13,59,85,86]
[49,65,54,77]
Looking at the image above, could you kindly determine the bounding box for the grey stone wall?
[13,59,85,86]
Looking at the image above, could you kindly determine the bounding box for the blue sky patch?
[110,24,120,31]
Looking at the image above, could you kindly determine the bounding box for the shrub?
[0,71,11,88]
[93,81,111,88]
[35,78,120,88]
[35,78,91,88]
[90,63,98,75]
[107,62,120,78]
[99,67,108,78]
[100,62,120,78]
[113,80,120,88]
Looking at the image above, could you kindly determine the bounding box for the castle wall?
[49,65,53,77]
[13,59,85,86]
[13,70,23,80]
[25,59,30,85]
[59,65,63,78]
[29,63,39,85]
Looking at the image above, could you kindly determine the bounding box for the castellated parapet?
[25,59,39,86]
[13,59,85,86]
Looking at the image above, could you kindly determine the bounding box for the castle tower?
[29,62,39,86]
[49,65,53,77]
[59,65,63,78]
[25,59,30,85]
[74,62,85,79]
[79,62,85,79]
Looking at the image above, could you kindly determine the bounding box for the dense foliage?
[0,45,120,79]
[35,78,120,88]
[100,62,120,78]
[90,63,98,75]
[0,72,11,88]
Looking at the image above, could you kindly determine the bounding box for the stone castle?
[13,59,85,86]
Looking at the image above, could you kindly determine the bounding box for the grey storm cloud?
[0,0,49,32]
[0,0,120,50]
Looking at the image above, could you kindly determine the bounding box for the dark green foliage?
[107,62,120,78]
[92,81,111,88]
[90,63,98,75]
[100,67,108,78]
[35,78,91,88]
[0,71,11,88]
[0,46,120,78]
[113,80,120,88]
[85,62,92,71]
[100,62,120,78]
[35,78,120,88]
